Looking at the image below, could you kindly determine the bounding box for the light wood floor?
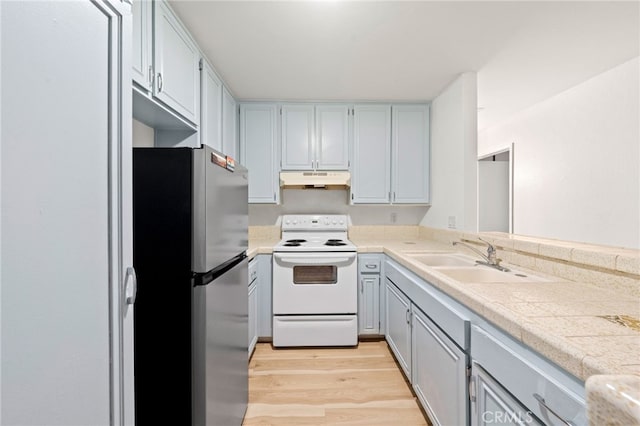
[243,341,431,425]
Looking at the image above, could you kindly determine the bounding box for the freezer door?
[192,257,249,426]
[193,146,249,273]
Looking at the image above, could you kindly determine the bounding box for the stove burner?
[283,242,301,247]
[326,239,343,243]
[325,241,347,246]
[286,239,307,243]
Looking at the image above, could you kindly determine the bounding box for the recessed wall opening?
[477,145,513,233]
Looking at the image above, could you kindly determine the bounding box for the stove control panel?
[281,215,348,231]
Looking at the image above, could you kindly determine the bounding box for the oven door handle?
[274,253,357,266]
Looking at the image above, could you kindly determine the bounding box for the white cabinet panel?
[153,0,200,124]
[358,275,380,335]
[257,255,273,338]
[411,306,467,426]
[248,282,258,357]
[385,279,412,378]
[222,86,238,158]
[352,105,391,203]
[281,104,315,170]
[240,104,279,203]
[131,0,151,90]
[316,105,350,170]
[1,0,133,423]
[392,104,430,203]
[201,61,222,151]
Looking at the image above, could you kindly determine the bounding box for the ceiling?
[169,1,639,129]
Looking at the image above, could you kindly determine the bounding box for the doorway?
[478,145,513,233]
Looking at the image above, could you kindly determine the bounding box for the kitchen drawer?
[359,255,381,273]
[385,259,469,350]
[471,326,586,425]
[248,258,258,285]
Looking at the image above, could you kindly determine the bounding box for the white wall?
[479,57,639,249]
[132,119,154,147]
[420,72,478,231]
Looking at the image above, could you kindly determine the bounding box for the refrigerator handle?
[124,266,137,305]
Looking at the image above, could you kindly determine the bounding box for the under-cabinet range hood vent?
[280,171,351,189]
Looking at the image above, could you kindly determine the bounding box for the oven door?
[273,252,357,315]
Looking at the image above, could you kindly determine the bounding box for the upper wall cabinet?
[315,105,350,170]
[240,104,279,204]
[281,104,315,170]
[132,0,200,128]
[132,0,152,90]
[352,105,392,203]
[200,59,222,151]
[153,0,200,125]
[222,87,238,158]
[391,104,430,204]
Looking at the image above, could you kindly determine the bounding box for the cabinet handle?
[533,393,576,426]
[273,192,276,202]
[148,65,153,87]
[365,264,377,269]
[469,375,476,405]
[360,280,364,293]
[157,73,163,92]
[405,309,410,324]
[124,266,137,305]
[393,192,396,202]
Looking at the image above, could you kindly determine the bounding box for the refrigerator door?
[193,145,249,274]
[193,256,249,426]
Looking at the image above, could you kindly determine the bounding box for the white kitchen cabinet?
[391,104,430,203]
[256,255,273,338]
[351,105,392,203]
[315,104,350,170]
[471,363,541,426]
[222,86,238,158]
[131,0,152,90]
[153,0,200,125]
[385,279,412,378]
[2,0,134,424]
[200,59,223,151]
[411,305,467,426]
[281,104,315,170]
[240,104,279,203]
[248,259,259,358]
[358,255,382,335]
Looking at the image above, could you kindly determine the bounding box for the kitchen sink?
[433,266,549,283]
[406,253,477,267]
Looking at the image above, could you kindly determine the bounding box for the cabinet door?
[411,306,467,426]
[358,275,380,335]
[131,0,152,90]
[391,104,430,203]
[471,364,542,426]
[222,86,238,158]
[153,0,200,124]
[316,104,350,170]
[385,279,411,378]
[352,105,391,203]
[1,1,133,423]
[240,104,279,203]
[201,61,222,151]
[248,282,258,357]
[281,104,315,170]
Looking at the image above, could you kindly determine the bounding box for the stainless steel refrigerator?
[133,146,248,426]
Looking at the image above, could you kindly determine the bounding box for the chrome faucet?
[452,238,510,272]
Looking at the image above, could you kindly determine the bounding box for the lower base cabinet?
[248,280,257,357]
[385,279,412,378]
[471,363,541,426]
[411,305,468,426]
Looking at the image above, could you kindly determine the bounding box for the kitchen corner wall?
[479,57,640,249]
[133,119,154,147]
[420,72,478,232]
[249,189,429,226]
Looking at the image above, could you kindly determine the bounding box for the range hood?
[280,171,351,189]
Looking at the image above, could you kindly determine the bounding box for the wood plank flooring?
[243,341,431,425]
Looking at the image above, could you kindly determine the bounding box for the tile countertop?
[249,233,639,423]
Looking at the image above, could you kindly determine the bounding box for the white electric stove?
[272,215,358,347]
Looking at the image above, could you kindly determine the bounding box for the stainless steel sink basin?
[407,253,477,267]
[434,267,549,283]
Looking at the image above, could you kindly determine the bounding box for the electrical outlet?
[390,212,397,224]
[448,216,456,229]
